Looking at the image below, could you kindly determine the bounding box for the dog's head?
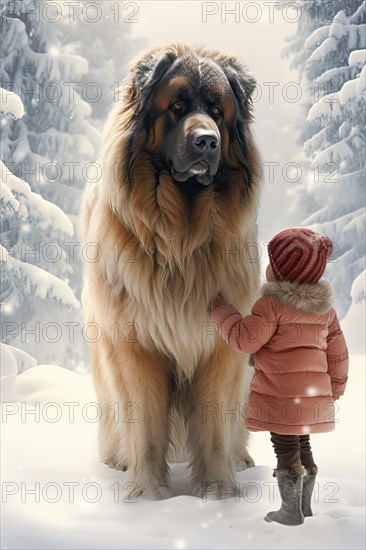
[119,45,257,197]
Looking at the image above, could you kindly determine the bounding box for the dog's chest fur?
[104,237,256,381]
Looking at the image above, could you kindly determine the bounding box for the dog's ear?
[130,49,177,111]
[219,58,256,114]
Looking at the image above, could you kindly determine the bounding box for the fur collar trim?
[261,280,333,315]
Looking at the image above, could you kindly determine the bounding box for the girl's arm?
[326,311,349,397]
[209,296,278,353]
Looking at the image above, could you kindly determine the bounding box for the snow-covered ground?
[1,356,365,550]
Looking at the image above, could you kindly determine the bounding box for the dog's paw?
[192,480,240,500]
[234,452,255,471]
[103,458,128,471]
[122,481,172,501]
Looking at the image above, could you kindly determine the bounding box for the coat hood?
[261,279,333,315]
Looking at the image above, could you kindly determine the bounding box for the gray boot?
[265,467,305,526]
[302,466,318,517]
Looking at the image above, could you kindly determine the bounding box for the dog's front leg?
[96,337,173,500]
[187,339,249,499]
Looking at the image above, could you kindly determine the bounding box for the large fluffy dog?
[81,44,261,499]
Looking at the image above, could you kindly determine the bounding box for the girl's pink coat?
[210,280,349,435]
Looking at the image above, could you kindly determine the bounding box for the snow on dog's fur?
[81,44,261,499]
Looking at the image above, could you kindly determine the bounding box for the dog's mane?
[99,44,261,272]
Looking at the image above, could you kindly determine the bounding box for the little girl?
[209,228,349,526]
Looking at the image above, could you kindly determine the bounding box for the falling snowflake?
[49,46,60,58]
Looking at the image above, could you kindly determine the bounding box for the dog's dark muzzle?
[167,115,221,186]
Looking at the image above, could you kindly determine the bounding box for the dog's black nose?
[192,130,219,152]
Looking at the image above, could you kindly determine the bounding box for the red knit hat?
[268,228,333,284]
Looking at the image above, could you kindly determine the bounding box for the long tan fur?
[81,44,261,499]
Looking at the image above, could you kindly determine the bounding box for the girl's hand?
[332,395,340,401]
[211,293,227,310]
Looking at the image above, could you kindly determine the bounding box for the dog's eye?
[171,100,184,112]
[211,105,221,118]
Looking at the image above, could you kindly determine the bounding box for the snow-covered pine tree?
[280,0,365,320]
[0,0,101,215]
[1,88,85,370]
[61,0,145,128]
